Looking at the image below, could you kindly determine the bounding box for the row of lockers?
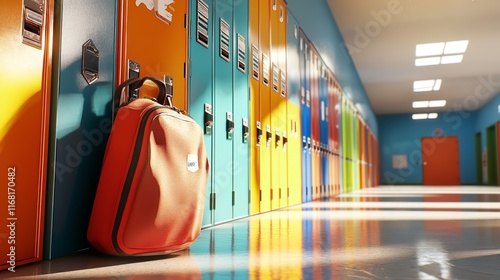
[0,0,379,271]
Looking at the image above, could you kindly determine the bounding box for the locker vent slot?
[252,44,259,81]
[280,70,286,97]
[262,54,270,87]
[237,34,246,73]
[197,0,209,48]
[219,18,230,62]
[272,63,279,93]
[22,0,44,49]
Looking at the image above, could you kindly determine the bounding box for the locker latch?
[164,75,174,107]
[302,136,307,151]
[242,118,249,143]
[307,137,311,151]
[256,121,262,146]
[266,125,272,148]
[128,60,140,100]
[204,104,213,135]
[275,128,280,150]
[226,112,234,140]
[82,39,100,85]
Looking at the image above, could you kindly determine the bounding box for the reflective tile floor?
[2,186,500,279]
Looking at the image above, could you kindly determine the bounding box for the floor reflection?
[3,186,500,279]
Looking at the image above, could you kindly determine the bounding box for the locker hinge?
[184,62,187,78]
[210,193,216,210]
[248,190,251,203]
[271,189,273,200]
[259,190,262,201]
[184,13,187,29]
[232,191,235,206]
[279,188,281,199]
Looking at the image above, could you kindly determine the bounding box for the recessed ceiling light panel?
[412,113,428,120]
[416,42,445,57]
[429,100,447,107]
[413,101,429,108]
[413,79,442,92]
[440,55,463,64]
[415,57,441,66]
[444,40,469,55]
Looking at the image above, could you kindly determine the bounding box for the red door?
[422,136,460,185]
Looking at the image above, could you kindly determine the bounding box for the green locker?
[232,0,250,219]
[213,0,234,224]
[44,0,117,259]
[188,0,214,226]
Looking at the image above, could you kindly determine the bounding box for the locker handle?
[256,122,262,146]
[282,133,288,150]
[242,118,249,144]
[266,125,272,148]
[204,104,213,135]
[275,129,281,150]
[226,112,234,140]
[82,39,100,84]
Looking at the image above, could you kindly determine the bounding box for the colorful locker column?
[270,0,281,210]
[309,47,320,200]
[212,0,234,224]
[358,116,368,189]
[0,0,53,270]
[341,97,349,193]
[249,0,261,215]
[327,72,335,195]
[232,0,250,219]
[44,0,117,260]
[189,0,214,226]
[278,0,288,208]
[351,103,359,191]
[117,0,187,108]
[319,63,329,198]
[299,30,312,202]
[259,0,272,212]
[367,129,374,188]
[286,12,302,206]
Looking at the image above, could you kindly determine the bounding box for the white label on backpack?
[187,154,199,172]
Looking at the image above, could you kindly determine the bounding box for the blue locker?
[299,30,312,202]
[232,0,250,219]
[188,0,214,227]
[319,63,329,197]
[44,0,117,259]
[213,0,234,224]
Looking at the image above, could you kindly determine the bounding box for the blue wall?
[476,93,500,148]
[287,0,378,136]
[379,89,499,186]
[378,112,477,185]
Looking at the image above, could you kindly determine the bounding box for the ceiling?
[326,0,500,115]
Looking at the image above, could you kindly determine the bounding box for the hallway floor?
[3,186,500,279]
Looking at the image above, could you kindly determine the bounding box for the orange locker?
[117,0,188,109]
[0,0,53,270]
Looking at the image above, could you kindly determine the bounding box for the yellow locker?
[278,0,288,208]
[259,0,272,212]
[249,0,261,215]
[270,0,280,210]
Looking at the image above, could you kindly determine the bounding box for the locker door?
[44,0,117,260]
[341,98,348,193]
[249,0,261,215]
[270,0,280,210]
[319,64,329,198]
[278,0,288,208]
[213,0,234,224]
[310,49,320,200]
[118,0,187,108]
[286,12,302,206]
[232,0,250,219]
[1,0,53,270]
[188,0,214,226]
[259,0,272,212]
[299,31,312,203]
